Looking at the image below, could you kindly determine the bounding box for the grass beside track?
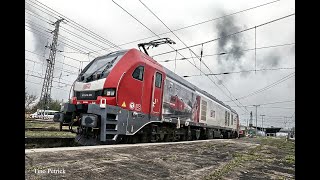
[203,137,295,180]
[25,119,74,138]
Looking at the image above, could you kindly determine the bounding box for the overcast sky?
[25,0,295,129]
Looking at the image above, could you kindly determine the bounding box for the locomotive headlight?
[81,114,99,128]
[103,88,116,97]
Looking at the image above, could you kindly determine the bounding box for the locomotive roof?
[163,66,238,115]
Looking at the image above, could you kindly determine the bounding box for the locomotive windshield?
[78,50,127,82]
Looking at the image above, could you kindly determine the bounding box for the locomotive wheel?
[131,135,139,144]
[180,134,186,141]
[187,127,192,141]
[164,134,170,142]
[141,134,149,143]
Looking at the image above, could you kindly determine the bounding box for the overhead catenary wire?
[26,69,74,83]
[25,15,112,56]
[87,0,282,54]
[26,49,87,63]
[27,0,122,51]
[25,25,92,55]
[25,79,70,92]
[225,72,295,102]
[234,99,295,107]
[25,58,79,75]
[113,0,248,114]
[26,5,112,57]
[138,0,294,116]
[25,50,80,70]
[183,67,295,77]
[159,43,295,62]
[234,106,295,109]
[25,22,99,57]
[25,73,72,86]
[138,0,250,114]
[25,26,95,64]
[152,13,295,57]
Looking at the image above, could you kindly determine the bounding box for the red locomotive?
[54,40,239,145]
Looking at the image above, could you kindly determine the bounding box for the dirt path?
[25,137,294,179]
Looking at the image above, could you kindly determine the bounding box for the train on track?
[54,41,239,145]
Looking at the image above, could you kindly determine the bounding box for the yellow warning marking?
[121,101,126,107]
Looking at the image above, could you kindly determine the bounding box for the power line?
[25,8,52,23]
[59,26,111,53]
[137,0,250,115]
[138,2,293,116]
[138,0,245,116]
[25,22,100,57]
[261,106,294,109]
[152,13,295,57]
[160,43,295,62]
[26,49,80,70]
[25,16,109,56]
[25,79,70,92]
[27,0,122,50]
[88,0,281,53]
[225,72,295,102]
[26,6,106,56]
[25,58,78,74]
[25,25,92,55]
[240,106,295,109]
[183,67,294,77]
[26,48,87,63]
[113,0,248,114]
[240,99,295,106]
[25,73,72,87]
[26,69,74,83]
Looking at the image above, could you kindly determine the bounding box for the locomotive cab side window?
[132,66,144,81]
[155,72,162,88]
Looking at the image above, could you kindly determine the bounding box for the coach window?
[231,114,233,125]
[132,66,144,81]
[225,111,227,125]
[155,72,162,88]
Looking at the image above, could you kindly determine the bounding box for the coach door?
[150,71,163,116]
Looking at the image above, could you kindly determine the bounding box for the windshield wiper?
[85,56,118,81]
[100,58,116,75]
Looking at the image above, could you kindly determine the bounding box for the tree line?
[25,88,63,113]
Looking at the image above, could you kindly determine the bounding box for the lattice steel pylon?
[39,19,64,111]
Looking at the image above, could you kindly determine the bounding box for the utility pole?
[39,18,64,115]
[253,105,260,135]
[246,119,248,128]
[283,116,290,140]
[283,116,290,130]
[260,114,265,135]
[249,112,253,127]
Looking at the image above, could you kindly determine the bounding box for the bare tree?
[25,88,38,112]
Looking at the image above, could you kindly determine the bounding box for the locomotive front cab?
[55,49,166,145]
[72,50,128,106]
